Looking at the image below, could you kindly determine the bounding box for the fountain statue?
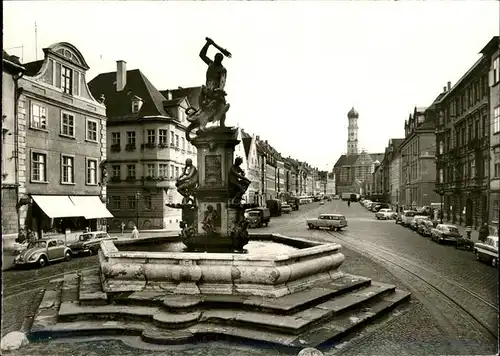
[167,37,257,252]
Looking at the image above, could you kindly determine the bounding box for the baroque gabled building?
[434,37,494,228]
[88,61,197,230]
[16,42,111,238]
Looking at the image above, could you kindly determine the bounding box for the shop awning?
[69,196,114,219]
[32,195,82,218]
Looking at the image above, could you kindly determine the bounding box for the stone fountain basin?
[99,233,345,298]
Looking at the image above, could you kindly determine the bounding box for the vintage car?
[417,218,434,237]
[245,207,271,228]
[307,214,348,231]
[410,215,429,231]
[67,231,116,256]
[375,208,397,220]
[401,210,417,227]
[281,203,293,214]
[371,203,389,212]
[287,198,299,211]
[396,210,411,224]
[14,238,72,268]
[474,236,498,267]
[430,224,462,244]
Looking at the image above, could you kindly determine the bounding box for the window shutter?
[55,63,62,88]
[73,71,80,96]
[489,70,494,87]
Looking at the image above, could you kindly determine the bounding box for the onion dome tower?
[347,107,359,155]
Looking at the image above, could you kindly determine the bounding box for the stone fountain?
[28,38,410,352]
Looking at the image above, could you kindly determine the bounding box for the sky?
[3,1,499,171]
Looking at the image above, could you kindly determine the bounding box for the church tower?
[347,107,359,155]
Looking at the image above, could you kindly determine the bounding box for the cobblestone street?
[2,200,498,355]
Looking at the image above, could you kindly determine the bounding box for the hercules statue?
[185,37,232,142]
[176,158,198,205]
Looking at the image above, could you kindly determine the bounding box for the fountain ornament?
[166,37,257,253]
[27,38,410,351]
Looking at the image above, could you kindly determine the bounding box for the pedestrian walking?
[347,200,351,207]
[478,222,489,242]
[120,221,125,234]
[131,226,139,239]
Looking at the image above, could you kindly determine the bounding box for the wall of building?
[265,164,276,200]
[490,49,500,227]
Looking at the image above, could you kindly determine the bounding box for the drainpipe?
[13,70,26,232]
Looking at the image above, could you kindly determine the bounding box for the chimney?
[256,135,260,141]
[447,81,451,90]
[165,90,172,100]
[116,60,127,92]
[443,86,447,93]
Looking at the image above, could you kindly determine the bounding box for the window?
[147,164,155,177]
[495,153,500,178]
[494,106,500,134]
[159,164,168,177]
[111,196,121,209]
[494,57,499,85]
[471,160,475,178]
[61,155,74,184]
[147,129,155,144]
[132,101,140,113]
[86,119,98,142]
[439,141,444,155]
[111,132,121,145]
[127,131,136,145]
[175,134,179,148]
[87,159,97,185]
[61,112,75,137]
[171,165,175,179]
[61,66,72,94]
[159,129,168,144]
[127,164,136,179]
[112,165,121,178]
[127,196,136,209]
[182,137,185,150]
[175,166,179,178]
[171,132,175,145]
[32,152,47,182]
[31,103,47,129]
[439,169,443,183]
[144,196,152,210]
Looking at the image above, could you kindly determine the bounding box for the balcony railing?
[141,143,157,150]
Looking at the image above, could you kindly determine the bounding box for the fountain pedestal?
[185,126,253,252]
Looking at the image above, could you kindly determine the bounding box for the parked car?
[266,199,282,217]
[401,211,417,227]
[430,224,462,244]
[474,235,498,267]
[14,238,72,268]
[396,210,410,224]
[417,218,433,236]
[245,207,271,228]
[410,216,429,231]
[67,231,116,256]
[375,209,397,220]
[281,203,293,214]
[371,203,389,212]
[319,200,325,205]
[307,214,348,231]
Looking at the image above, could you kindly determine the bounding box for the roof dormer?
[132,95,143,113]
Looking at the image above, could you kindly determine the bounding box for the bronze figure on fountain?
[176,158,198,205]
[185,37,232,142]
[229,157,251,205]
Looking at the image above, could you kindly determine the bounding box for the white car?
[474,236,498,267]
[401,210,417,227]
[307,214,348,231]
[375,209,397,220]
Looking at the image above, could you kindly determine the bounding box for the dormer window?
[132,96,143,113]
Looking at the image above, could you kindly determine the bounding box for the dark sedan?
[430,224,462,244]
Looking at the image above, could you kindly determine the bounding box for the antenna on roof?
[35,22,38,61]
